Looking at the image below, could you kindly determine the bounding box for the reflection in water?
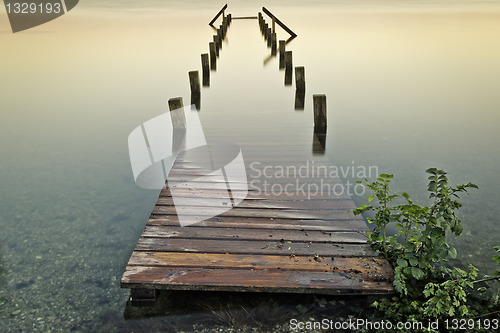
[313,129,327,155]
[191,92,201,110]
[118,290,369,331]
[295,90,305,110]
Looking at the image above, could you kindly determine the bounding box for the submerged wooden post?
[201,54,210,87]
[217,28,223,43]
[271,33,277,55]
[220,24,225,39]
[209,42,217,70]
[213,35,220,56]
[295,66,305,91]
[264,23,268,38]
[267,28,272,46]
[189,71,200,93]
[130,289,157,305]
[313,94,327,130]
[279,40,286,69]
[227,14,232,26]
[285,51,293,69]
[284,51,293,85]
[168,97,186,129]
[201,54,209,73]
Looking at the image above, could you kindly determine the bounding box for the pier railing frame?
[262,7,297,38]
[209,4,228,26]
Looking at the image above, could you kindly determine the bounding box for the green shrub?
[353,168,478,321]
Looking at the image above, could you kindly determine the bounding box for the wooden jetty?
[121,6,394,303]
[121,139,394,302]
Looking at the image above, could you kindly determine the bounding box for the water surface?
[1,1,499,331]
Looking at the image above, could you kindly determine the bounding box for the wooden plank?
[166,177,345,186]
[152,206,358,220]
[135,238,378,257]
[140,225,368,243]
[156,197,356,210]
[232,16,258,20]
[168,182,249,191]
[159,188,353,200]
[121,267,393,295]
[127,252,393,278]
[146,217,369,232]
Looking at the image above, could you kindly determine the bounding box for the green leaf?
[428,181,438,192]
[397,258,408,268]
[411,267,425,279]
[408,257,418,267]
[448,247,457,259]
[426,168,438,174]
[368,195,374,202]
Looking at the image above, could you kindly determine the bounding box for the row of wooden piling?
[258,11,325,134]
[185,13,232,110]
[207,14,232,74]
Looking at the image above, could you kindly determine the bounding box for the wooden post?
[189,71,200,93]
[220,24,225,39]
[313,94,327,130]
[217,28,223,43]
[130,289,157,305]
[285,68,293,86]
[272,17,276,33]
[279,40,286,69]
[209,42,217,70]
[227,14,232,25]
[222,17,227,34]
[213,35,220,56]
[285,51,292,71]
[267,28,272,46]
[284,51,293,85]
[168,97,186,129]
[264,23,268,38]
[271,33,277,55]
[295,66,305,91]
[201,54,210,87]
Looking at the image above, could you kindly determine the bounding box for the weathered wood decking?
[121,138,394,300]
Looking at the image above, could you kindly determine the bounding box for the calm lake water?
[1,1,500,331]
